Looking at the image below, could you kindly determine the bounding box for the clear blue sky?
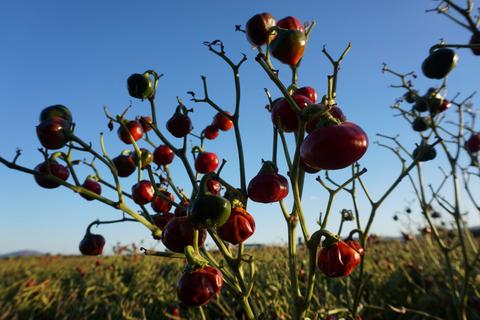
[0,1,478,254]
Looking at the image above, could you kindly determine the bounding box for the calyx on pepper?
[413,142,437,162]
[301,102,342,130]
[184,245,209,271]
[188,173,231,228]
[320,230,341,248]
[223,187,247,207]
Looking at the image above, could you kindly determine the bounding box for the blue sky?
[0,1,479,254]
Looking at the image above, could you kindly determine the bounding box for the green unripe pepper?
[127,73,153,99]
[421,48,458,80]
[188,174,231,228]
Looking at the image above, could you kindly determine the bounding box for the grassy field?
[0,236,478,320]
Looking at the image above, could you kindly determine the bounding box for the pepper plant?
[0,6,479,320]
[374,1,480,319]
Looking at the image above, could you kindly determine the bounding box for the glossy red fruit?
[271,95,312,132]
[204,125,219,140]
[34,160,70,189]
[79,233,106,256]
[305,105,347,134]
[152,212,175,231]
[317,240,361,277]
[161,216,207,253]
[437,99,451,113]
[131,180,155,205]
[248,161,289,203]
[151,190,174,213]
[166,113,192,138]
[176,265,223,307]
[153,145,175,166]
[466,133,480,153]
[212,112,233,131]
[277,16,305,32]
[80,178,102,201]
[117,120,144,144]
[217,207,255,245]
[294,86,317,103]
[112,153,136,177]
[138,116,153,132]
[206,179,222,195]
[470,33,480,55]
[301,122,368,170]
[195,152,219,174]
[344,240,364,256]
[245,13,276,46]
[270,29,306,65]
[36,118,71,150]
[174,200,190,217]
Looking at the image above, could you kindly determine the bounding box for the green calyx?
[308,229,340,249]
[49,152,65,161]
[184,245,209,271]
[301,103,342,130]
[322,232,340,247]
[188,174,231,228]
[413,143,437,162]
[300,103,329,122]
[258,160,279,175]
[174,99,192,116]
[224,187,247,208]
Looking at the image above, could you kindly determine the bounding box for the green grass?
[0,237,478,320]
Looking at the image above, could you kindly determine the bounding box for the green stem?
[140,248,185,259]
[148,96,158,127]
[233,121,247,195]
[164,165,184,201]
[429,43,480,54]
[255,54,302,114]
[278,130,292,171]
[193,229,200,254]
[272,128,278,167]
[241,298,255,320]
[290,124,310,242]
[290,65,298,91]
[199,306,206,320]
[288,221,301,320]
[86,217,136,234]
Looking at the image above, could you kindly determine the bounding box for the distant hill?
[0,250,44,259]
[471,226,480,237]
